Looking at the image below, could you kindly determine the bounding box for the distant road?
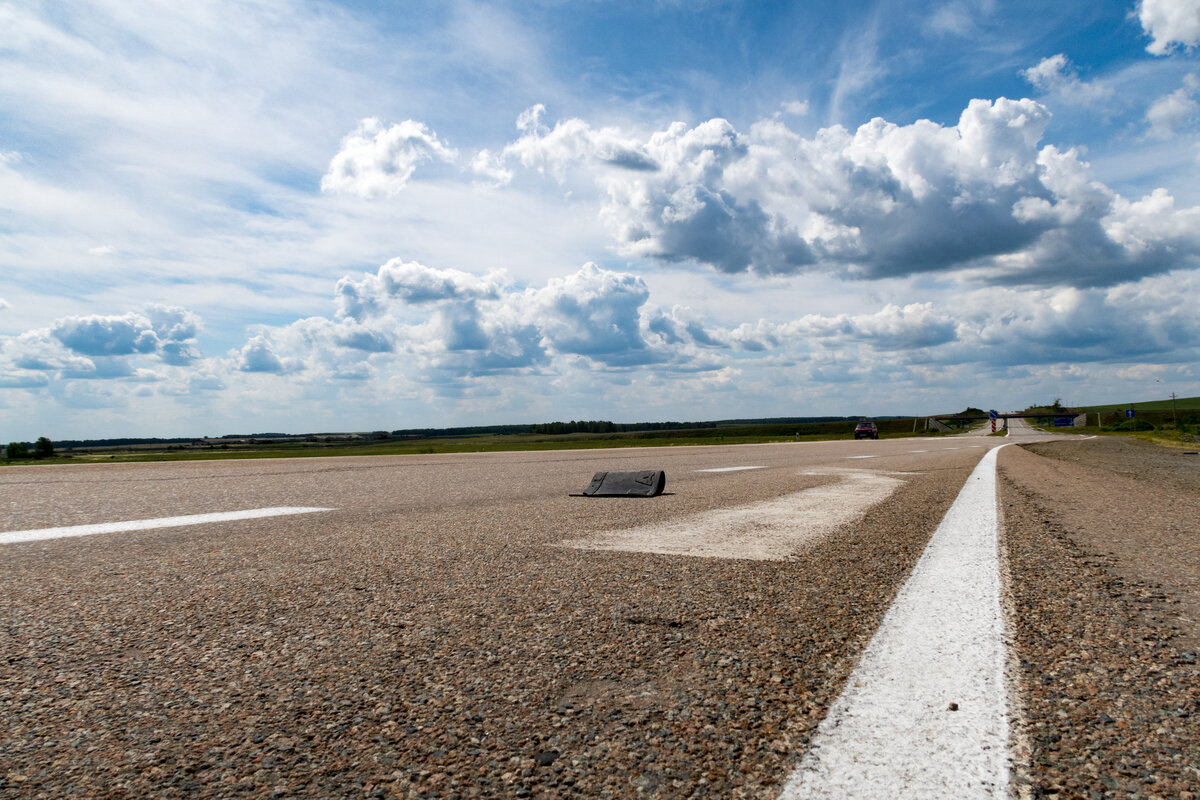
[1005,416,1055,438]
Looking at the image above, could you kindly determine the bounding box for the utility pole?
[1171,392,1177,426]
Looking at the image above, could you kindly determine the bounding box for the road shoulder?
[998,440,1200,798]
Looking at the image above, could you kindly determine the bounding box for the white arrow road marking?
[1,507,335,545]
[695,466,767,472]
[779,445,1011,799]
[560,469,904,561]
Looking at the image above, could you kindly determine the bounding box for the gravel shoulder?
[999,438,1200,799]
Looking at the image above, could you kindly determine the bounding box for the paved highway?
[2,431,1056,798]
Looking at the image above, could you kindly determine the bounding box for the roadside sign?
[988,410,997,419]
[1125,409,1135,418]
[1054,417,1073,427]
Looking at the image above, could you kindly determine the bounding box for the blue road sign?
[1126,409,1136,418]
[989,410,998,419]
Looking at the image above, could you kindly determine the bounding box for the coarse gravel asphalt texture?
[3,434,1199,799]
[999,437,1200,800]
[1,441,980,799]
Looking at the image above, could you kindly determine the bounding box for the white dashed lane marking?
[779,445,1011,798]
[0,507,335,545]
[695,466,767,472]
[843,455,878,459]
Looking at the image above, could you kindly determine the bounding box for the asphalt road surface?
[5,425,1195,799]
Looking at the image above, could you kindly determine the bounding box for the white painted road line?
[779,446,1011,799]
[0,507,335,545]
[695,466,767,472]
[843,455,878,459]
[560,469,904,561]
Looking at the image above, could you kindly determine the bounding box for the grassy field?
[9,417,950,465]
[1027,395,1200,448]
[1080,395,1200,413]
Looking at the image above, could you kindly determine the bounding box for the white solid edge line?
[779,444,1011,799]
[1,507,335,545]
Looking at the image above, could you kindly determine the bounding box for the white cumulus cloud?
[1140,0,1200,55]
[487,101,1200,287]
[336,258,504,319]
[1145,73,1200,138]
[321,118,458,198]
[790,303,959,351]
[530,263,660,366]
[235,333,289,373]
[1020,54,1111,105]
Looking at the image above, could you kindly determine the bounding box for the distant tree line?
[5,437,55,459]
[219,432,290,439]
[528,420,716,434]
[389,420,722,438]
[710,416,875,426]
[54,437,196,448]
[391,424,532,438]
[1022,399,1068,414]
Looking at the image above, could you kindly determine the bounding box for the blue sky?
[3,0,1200,440]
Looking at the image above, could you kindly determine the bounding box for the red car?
[854,421,878,439]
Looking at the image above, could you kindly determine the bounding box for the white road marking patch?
[559,469,904,561]
[0,507,335,545]
[779,446,1010,799]
[843,455,878,459]
[695,466,766,472]
[907,450,929,453]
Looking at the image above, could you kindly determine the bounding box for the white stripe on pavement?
[1,507,335,545]
[779,445,1011,799]
[695,466,767,472]
[561,469,904,561]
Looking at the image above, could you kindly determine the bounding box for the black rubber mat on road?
[574,470,666,497]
